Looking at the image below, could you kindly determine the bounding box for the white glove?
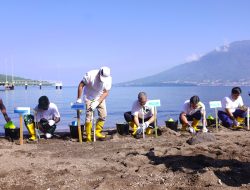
[233,120,239,127]
[136,122,148,134]
[144,121,149,128]
[76,98,82,103]
[90,100,99,111]
[48,120,55,126]
[188,126,196,134]
[136,125,143,134]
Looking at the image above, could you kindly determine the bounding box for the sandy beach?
[0,126,250,190]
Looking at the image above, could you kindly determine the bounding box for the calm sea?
[1,86,250,133]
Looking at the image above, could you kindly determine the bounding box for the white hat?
[99,66,111,82]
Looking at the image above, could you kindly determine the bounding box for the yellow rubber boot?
[130,122,137,136]
[236,117,245,128]
[146,128,152,135]
[26,123,37,141]
[192,119,200,132]
[95,120,106,139]
[85,122,92,142]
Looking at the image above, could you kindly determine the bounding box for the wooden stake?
[215,108,218,132]
[93,111,96,142]
[142,108,145,139]
[77,110,82,143]
[154,107,158,137]
[19,115,23,145]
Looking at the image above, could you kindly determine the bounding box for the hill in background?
[118,40,250,86]
[0,74,52,86]
[0,74,30,82]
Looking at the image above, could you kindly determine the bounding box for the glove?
[188,126,196,134]
[233,120,239,127]
[136,123,148,134]
[76,98,82,103]
[240,105,248,112]
[136,125,143,134]
[48,120,56,126]
[90,100,99,111]
[144,121,149,128]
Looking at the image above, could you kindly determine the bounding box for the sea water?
[0,86,250,133]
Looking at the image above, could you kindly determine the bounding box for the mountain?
[0,74,30,82]
[0,74,52,86]
[118,40,250,86]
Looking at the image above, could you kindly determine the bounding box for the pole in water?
[39,83,42,90]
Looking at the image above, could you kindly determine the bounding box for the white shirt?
[82,70,112,101]
[34,103,60,121]
[182,100,205,115]
[131,100,154,119]
[221,95,244,113]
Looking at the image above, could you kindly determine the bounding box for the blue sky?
[0,0,250,85]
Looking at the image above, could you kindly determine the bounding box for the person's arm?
[133,114,140,127]
[0,99,11,122]
[54,117,60,124]
[147,114,155,125]
[180,112,189,125]
[77,81,85,100]
[225,108,235,120]
[97,89,109,103]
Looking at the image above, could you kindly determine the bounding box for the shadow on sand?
[146,149,250,187]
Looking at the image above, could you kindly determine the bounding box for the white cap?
[99,66,111,83]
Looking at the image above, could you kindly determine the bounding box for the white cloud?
[185,53,202,62]
[215,40,230,52]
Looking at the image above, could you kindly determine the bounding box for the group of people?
[0,66,249,142]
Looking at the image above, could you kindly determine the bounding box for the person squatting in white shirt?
[24,96,60,141]
[218,87,247,129]
[124,92,155,137]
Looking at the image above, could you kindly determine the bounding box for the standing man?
[218,87,247,129]
[124,92,155,137]
[0,98,11,123]
[180,95,206,133]
[77,66,112,142]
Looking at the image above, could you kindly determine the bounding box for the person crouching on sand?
[218,87,247,129]
[77,66,112,142]
[124,92,155,137]
[24,96,60,141]
[179,95,206,133]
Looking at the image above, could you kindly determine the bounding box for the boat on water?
[4,84,14,90]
